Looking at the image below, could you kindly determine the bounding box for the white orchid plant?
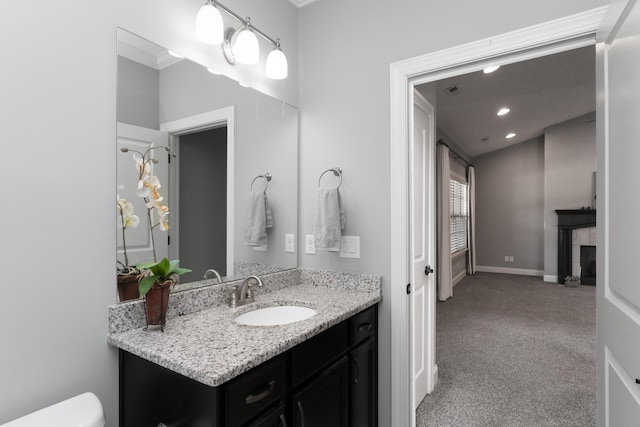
[126,146,173,260]
[116,194,139,273]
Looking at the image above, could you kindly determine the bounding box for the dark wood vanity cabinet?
[119,304,378,427]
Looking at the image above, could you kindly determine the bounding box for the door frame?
[160,106,235,276]
[389,7,607,426]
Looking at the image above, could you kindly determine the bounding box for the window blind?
[450,178,468,253]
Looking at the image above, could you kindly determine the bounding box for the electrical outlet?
[305,235,316,254]
[285,234,295,253]
[509,256,514,262]
[504,255,509,262]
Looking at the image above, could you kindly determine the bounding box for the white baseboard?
[476,265,544,277]
[543,275,558,283]
[452,270,467,286]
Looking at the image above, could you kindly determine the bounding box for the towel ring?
[318,166,342,189]
[251,173,272,192]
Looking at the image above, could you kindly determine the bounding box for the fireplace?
[580,245,596,285]
[556,209,596,284]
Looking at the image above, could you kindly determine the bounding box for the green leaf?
[171,267,192,275]
[138,275,157,296]
[157,258,171,276]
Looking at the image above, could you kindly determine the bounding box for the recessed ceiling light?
[506,133,516,139]
[483,65,500,74]
[207,67,221,75]
[167,50,183,58]
[497,107,510,116]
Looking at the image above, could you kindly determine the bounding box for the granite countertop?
[107,283,381,387]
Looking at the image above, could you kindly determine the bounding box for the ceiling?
[417,46,595,159]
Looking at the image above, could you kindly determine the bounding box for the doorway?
[175,127,227,283]
[388,7,607,426]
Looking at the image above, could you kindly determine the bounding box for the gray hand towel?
[244,191,268,246]
[314,187,345,251]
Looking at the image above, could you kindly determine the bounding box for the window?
[450,178,468,253]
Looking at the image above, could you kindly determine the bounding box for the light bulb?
[483,65,500,73]
[232,25,259,65]
[266,46,288,80]
[195,1,224,45]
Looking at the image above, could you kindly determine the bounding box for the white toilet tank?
[2,392,105,427]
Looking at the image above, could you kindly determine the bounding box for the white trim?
[544,275,559,283]
[389,7,606,426]
[476,266,544,277]
[452,270,466,286]
[160,106,235,276]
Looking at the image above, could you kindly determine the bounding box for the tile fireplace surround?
[556,209,596,285]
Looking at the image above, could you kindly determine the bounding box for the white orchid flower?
[133,152,150,178]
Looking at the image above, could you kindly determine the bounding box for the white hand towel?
[314,187,345,251]
[244,191,268,246]
[265,194,273,229]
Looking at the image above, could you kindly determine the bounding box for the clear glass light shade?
[232,27,259,64]
[195,2,224,45]
[266,47,288,80]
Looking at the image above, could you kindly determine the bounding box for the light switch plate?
[339,236,360,259]
[305,235,316,254]
[285,234,295,253]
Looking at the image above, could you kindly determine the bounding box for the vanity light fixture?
[483,65,500,73]
[506,132,516,139]
[195,0,224,45]
[497,107,510,116]
[266,39,288,80]
[195,0,288,79]
[225,20,259,65]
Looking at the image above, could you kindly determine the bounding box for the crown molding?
[288,0,321,8]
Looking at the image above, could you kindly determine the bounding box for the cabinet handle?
[245,380,275,405]
[353,356,360,385]
[297,401,306,427]
[279,413,288,427]
[358,322,372,332]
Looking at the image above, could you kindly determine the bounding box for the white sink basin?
[234,305,317,326]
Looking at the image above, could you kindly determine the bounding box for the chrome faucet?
[203,269,222,283]
[229,275,263,307]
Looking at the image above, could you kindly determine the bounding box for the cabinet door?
[291,356,348,427]
[350,338,377,427]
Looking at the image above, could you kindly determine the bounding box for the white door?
[596,0,640,425]
[411,91,437,413]
[117,122,170,266]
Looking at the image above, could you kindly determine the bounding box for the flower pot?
[143,279,173,331]
[117,273,144,301]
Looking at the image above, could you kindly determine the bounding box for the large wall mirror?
[116,28,298,301]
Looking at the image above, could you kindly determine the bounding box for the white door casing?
[160,106,235,276]
[411,91,437,416]
[596,0,640,425]
[117,122,170,266]
[389,7,607,426]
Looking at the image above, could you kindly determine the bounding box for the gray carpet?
[416,273,596,427]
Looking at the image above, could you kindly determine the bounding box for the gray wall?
[298,3,605,424]
[474,137,545,271]
[0,0,606,425]
[117,57,159,129]
[543,112,597,280]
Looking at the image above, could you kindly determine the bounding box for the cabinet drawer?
[349,305,377,347]
[246,402,286,427]
[225,355,285,426]
[290,321,348,388]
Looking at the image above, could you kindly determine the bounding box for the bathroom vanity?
[108,269,381,426]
